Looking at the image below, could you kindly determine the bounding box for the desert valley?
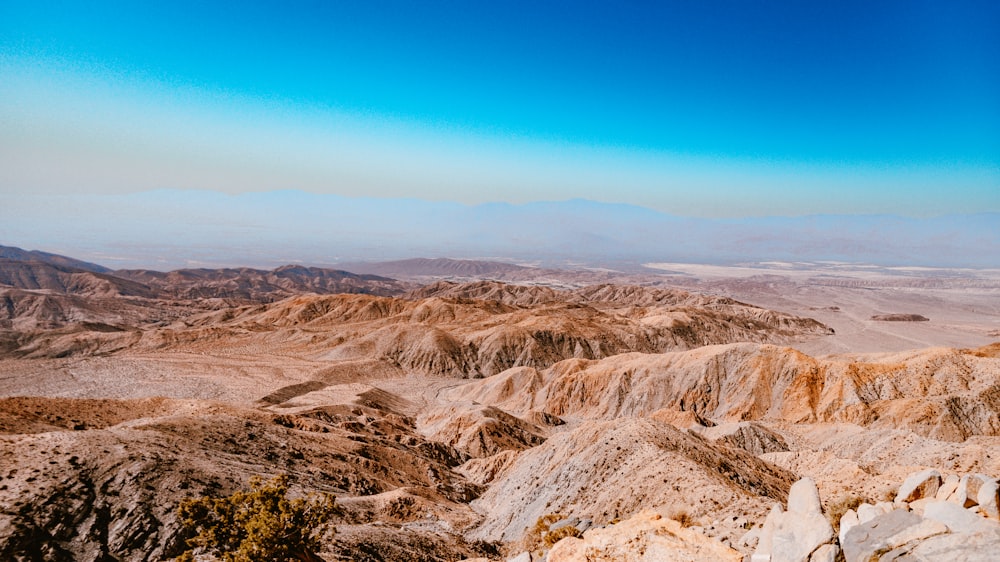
[1,244,999,561]
[5,1,998,560]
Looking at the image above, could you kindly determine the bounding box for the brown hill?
[114,264,408,302]
[408,280,831,338]
[0,285,212,357]
[0,283,209,358]
[0,285,193,331]
[0,288,127,331]
[0,244,111,273]
[871,313,930,321]
[417,401,548,459]
[0,245,411,305]
[0,396,489,561]
[407,280,740,308]
[0,259,155,298]
[404,280,563,306]
[114,289,833,379]
[0,261,412,353]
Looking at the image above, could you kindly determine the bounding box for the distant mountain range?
[0,244,408,304]
[0,245,111,273]
[3,190,998,268]
[339,257,532,278]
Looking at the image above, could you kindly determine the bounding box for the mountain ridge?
[0,244,112,273]
[7,190,998,268]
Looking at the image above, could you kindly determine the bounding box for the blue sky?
[1,0,998,217]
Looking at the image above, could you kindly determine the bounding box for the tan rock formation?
[752,477,835,562]
[546,511,743,562]
[895,469,942,503]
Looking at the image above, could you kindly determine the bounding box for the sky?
[1,0,998,218]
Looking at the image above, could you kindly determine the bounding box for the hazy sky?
[1,1,998,217]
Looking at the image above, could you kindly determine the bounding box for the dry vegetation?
[176,474,337,562]
[825,494,864,533]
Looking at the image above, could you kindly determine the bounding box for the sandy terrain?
[643,262,1000,354]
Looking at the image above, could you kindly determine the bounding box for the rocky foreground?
[498,469,1000,562]
[2,341,997,560]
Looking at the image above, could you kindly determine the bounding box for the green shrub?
[176,474,337,562]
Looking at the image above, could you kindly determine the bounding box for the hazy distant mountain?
[0,259,155,298]
[0,244,111,273]
[340,258,533,278]
[114,265,407,301]
[4,190,998,268]
[0,244,408,305]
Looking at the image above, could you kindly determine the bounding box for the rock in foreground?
[547,511,742,562]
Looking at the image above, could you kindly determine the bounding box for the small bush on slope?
[826,494,863,533]
[176,474,337,562]
[521,513,583,555]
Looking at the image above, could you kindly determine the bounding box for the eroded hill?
[1,280,834,379]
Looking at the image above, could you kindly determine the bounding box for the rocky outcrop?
[751,478,836,562]
[503,469,1000,562]
[753,472,1000,562]
[871,314,930,322]
[546,511,743,562]
[895,468,942,503]
[841,509,949,561]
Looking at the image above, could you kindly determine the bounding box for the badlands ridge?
[0,247,999,561]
